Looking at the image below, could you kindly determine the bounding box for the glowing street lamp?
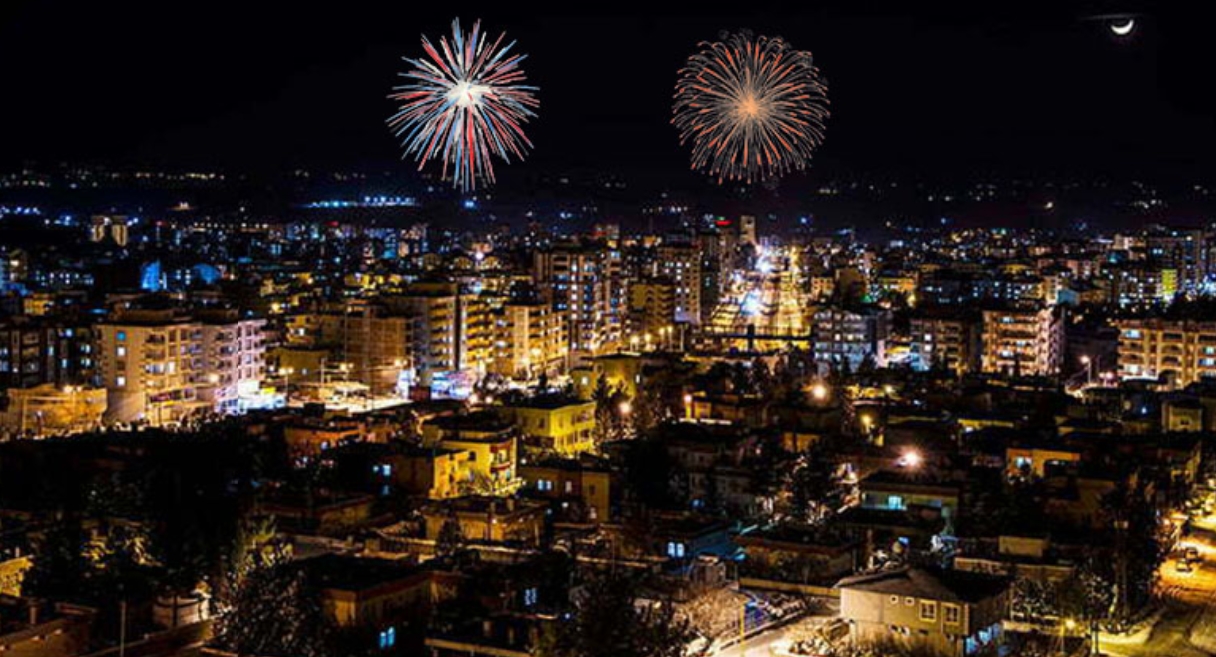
[810,382,828,401]
[683,393,693,420]
[618,400,633,416]
[898,449,922,469]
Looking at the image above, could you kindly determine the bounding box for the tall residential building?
[1144,224,1208,295]
[90,215,130,246]
[98,308,268,424]
[287,302,413,393]
[1115,316,1216,389]
[98,309,206,426]
[627,278,677,349]
[1104,262,1178,307]
[696,229,724,324]
[0,316,96,389]
[462,292,497,377]
[391,284,460,384]
[533,242,623,360]
[491,301,568,381]
[656,242,702,325]
[979,304,1064,377]
[195,310,267,414]
[812,306,892,374]
[386,283,498,391]
[909,308,982,376]
[738,214,757,247]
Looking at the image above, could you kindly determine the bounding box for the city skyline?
[2,5,1216,657]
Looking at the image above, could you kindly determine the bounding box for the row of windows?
[886,596,961,624]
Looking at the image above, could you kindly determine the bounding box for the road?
[705,246,810,352]
[1102,534,1216,656]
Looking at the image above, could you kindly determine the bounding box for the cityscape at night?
[1,3,1215,657]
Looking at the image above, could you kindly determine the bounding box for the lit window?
[524,587,538,607]
[116,376,126,388]
[116,346,127,357]
[888,495,905,510]
[666,541,686,559]
[117,331,127,342]
[378,626,396,649]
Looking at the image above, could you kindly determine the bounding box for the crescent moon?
[1110,19,1135,36]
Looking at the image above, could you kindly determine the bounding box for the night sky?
[1,1,1211,180]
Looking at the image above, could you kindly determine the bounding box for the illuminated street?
[1101,532,1216,657]
[706,246,810,352]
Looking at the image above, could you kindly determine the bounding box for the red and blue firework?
[388,18,539,192]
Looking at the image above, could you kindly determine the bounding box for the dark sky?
[1,1,1211,180]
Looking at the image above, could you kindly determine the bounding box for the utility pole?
[118,598,127,657]
[1114,516,1130,626]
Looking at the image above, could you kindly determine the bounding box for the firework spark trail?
[388,18,539,192]
[673,30,829,184]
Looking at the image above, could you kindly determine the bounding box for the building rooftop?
[302,553,427,593]
[426,410,515,434]
[836,566,1009,604]
[502,393,591,410]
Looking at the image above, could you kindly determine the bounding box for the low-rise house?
[1005,442,1084,479]
[0,597,96,657]
[835,507,948,568]
[737,524,859,586]
[837,567,1010,657]
[859,471,963,532]
[422,411,519,495]
[954,534,1075,582]
[284,417,368,458]
[259,489,376,536]
[419,496,547,547]
[1163,397,1204,432]
[425,614,540,657]
[646,514,735,563]
[689,393,767,428]
[498,394,596,456]
[303,554,458,652]
[518,455,612,522]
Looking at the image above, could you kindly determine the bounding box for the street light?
[898,449,922,469]
[810,382,828,401]
[683,393,693,420]
[618,400,633,416]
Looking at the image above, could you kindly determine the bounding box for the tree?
[1057,555,1116,630]
[435,513,465,558]
[592,376,624,445]
[787,453,838,525]
[539,570,699,657]
[22,513,89,601]
[212,564,331,657]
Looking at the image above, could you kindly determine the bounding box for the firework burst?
[673,30,829,184]
[388,18,539,192]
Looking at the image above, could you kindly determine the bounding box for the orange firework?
[673,30,829,184]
